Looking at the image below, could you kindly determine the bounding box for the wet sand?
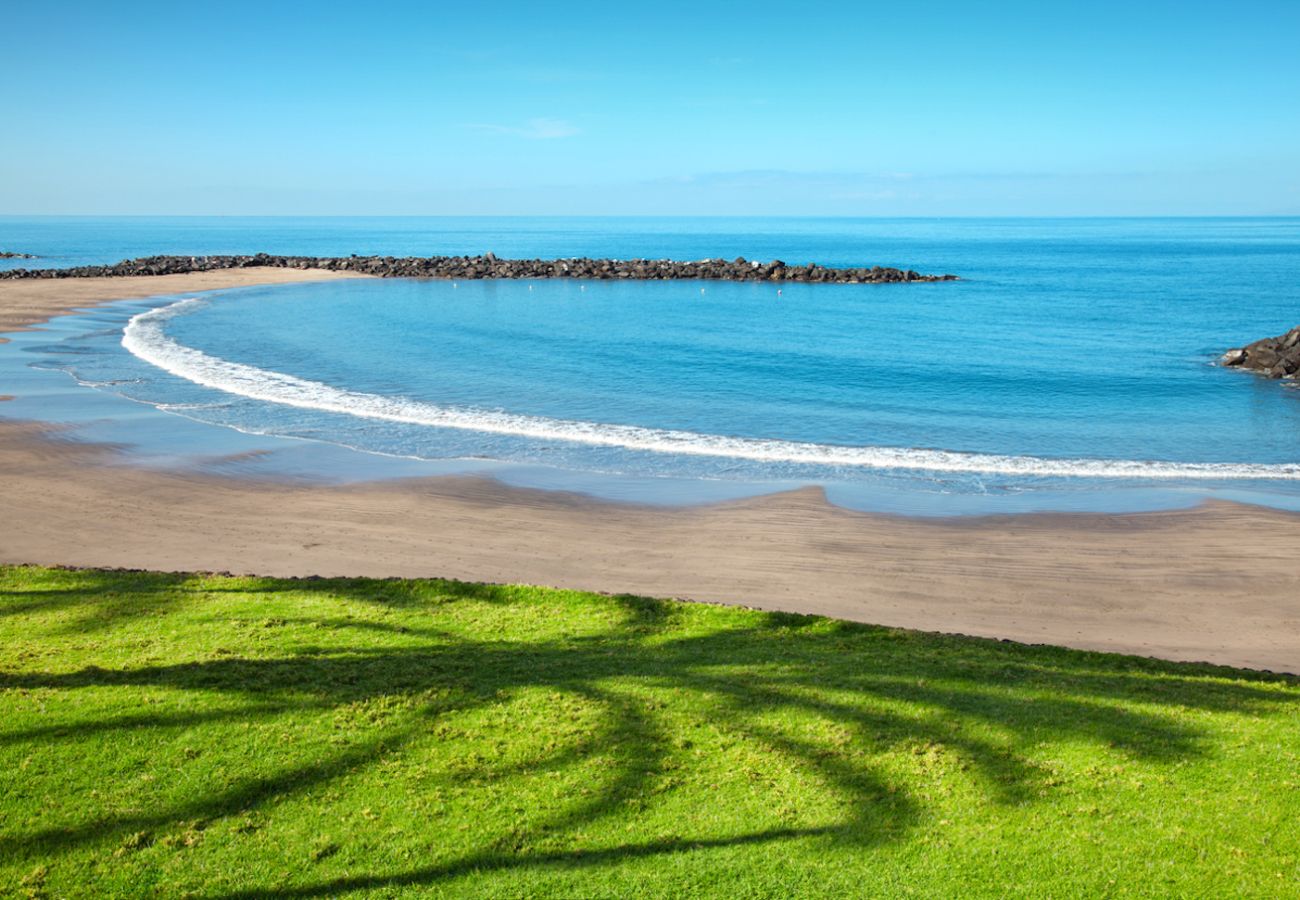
[1,272,1298,673]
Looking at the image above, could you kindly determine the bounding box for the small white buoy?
[700,287,706,295]
[453,282,458,288]
[528,284,533,291]
[777,289,782,296]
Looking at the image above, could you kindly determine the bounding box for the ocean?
[2,216,1298,514]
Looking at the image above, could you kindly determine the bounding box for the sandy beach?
[1,271,1298,673]
[0,266,372,337]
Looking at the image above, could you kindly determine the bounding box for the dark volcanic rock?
[1222,325,1300,380]
[0,254,959,285]
[0,251,37,259]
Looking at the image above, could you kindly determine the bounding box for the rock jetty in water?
[1221,325,1300,380]
[0,253,958,284]
[0,251,37,259]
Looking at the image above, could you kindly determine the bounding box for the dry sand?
[1,271,1298,673]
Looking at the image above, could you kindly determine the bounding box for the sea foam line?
[122,298,1300,481]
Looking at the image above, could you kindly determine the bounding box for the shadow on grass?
[0,569,305,634]
[1,569,1296,896]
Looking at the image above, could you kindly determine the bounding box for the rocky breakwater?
[1221,325,1300,380]
[0,251,37,259]
[0,253,958,284]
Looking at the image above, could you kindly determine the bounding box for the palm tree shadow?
[0,569,300,634]
[1,571,1295,896]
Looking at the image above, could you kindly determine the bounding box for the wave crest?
[122,298,1300,481]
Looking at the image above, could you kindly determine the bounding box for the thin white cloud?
[465,118,580,140]
[642,169,1159,191]
[644,170,920,189]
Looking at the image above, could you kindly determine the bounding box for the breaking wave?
[123,297,1300,481]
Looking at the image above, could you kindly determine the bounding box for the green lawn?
[1,565,1297,898]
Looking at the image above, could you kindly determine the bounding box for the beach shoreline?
[1,271,1298,673]
[0,265,372,337]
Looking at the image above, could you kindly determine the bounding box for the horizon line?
[3,213,1299,220]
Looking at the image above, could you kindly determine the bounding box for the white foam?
[123,297,1300,481]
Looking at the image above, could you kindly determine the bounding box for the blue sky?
[3,1,1297,215]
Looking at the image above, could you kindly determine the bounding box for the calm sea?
[2,216,1298,514]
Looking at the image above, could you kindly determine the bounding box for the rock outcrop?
[0,253,958,284]
[0,251,37,259]
[1222,325,1300,379]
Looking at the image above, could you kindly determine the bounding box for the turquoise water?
[3,217,1299,513]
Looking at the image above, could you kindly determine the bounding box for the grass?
[0,565,1297,898]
